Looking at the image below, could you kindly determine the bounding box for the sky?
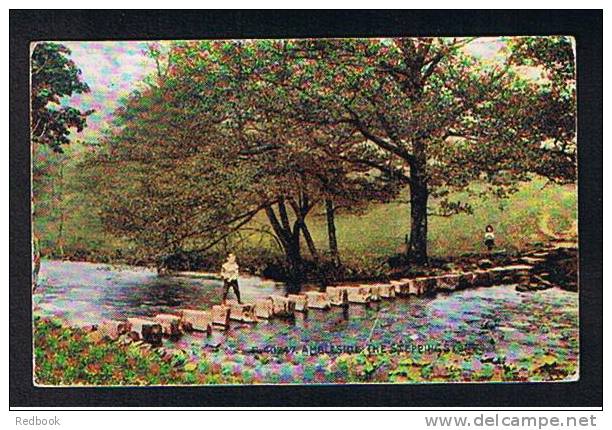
[54,38,510,141]
[58,41,157,140]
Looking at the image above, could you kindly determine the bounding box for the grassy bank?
[34,168,576,272]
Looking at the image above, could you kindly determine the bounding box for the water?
[34,260,579,372]
[34,260,291,325]
[192,285,578,367]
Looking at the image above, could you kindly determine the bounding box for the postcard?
[31,36,578,386]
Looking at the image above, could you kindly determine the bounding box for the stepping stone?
[478,258,494,268]
[326,286,348,306]
[487,265,532,283]
[254,298,274,319]
[229,303,257,323]
[495,264,533,272]
[154,313,182,337]
[435,274,462,292]
[127,317,163,346]
[98,319,132,340]
[347,286,371,304]
[379,283,396,298]
[371,283,395,298]
[515,284,531,292]
[521,256,546,264]
[390,279,411,296]
[532,274,554,288]
[409,277,436,295]
[489,272,510,284]
[287,294,308,312]
[304,291,331,309]
[212,305,231,329]
[472,270,492,287]
[270,295,296,318]
[179,309,213,335]
[364,285,381,301]
[516,277,552,292]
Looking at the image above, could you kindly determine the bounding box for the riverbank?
[34,177,577,269]
[33,231,579,387]
[34,245,579,386]
[36,240,577,291]
[34,279,579,385]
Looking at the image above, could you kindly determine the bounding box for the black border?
[10,9,603,408]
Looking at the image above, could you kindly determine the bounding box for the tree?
[31,42,93,152]
[507,36,576,183]
[251,37,576,264]
[85,83,265,270]
[89,40,401,279]
[31,42,92,289]
[162,41,401,276]
[91,37,576,275]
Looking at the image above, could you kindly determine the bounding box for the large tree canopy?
[89,41,400,276]
[244,37,576,263]
[507,36,576,182]
[90,37,576,272]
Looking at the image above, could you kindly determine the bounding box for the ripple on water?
[35,260,578,371]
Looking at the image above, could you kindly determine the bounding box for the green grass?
[34,168,577,263]
[238,177,577,260]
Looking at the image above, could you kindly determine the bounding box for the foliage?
[31,42,93,152]
[34,37,577,271]
[34,317,183,385]
[244,37,576,262]
[506,36,576,182]
[34,302,577,385]
[86,41,401,275]
[81,83,265,266]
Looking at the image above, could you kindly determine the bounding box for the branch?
[421,51,445,85]
[173,202,270,244]
[239,226,285,252]
[184,214,256,255]
[339,154,411,183]
[345,105,416,166]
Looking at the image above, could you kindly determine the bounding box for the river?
[34,260,579,377]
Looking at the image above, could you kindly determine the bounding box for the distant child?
[221,253,242,304]
[484,225,495,251]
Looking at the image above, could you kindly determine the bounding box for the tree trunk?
[265,203,303,278]
[409,180,428,265]
[300,220,319,264]
[409,142,429,265]
[57,210,65,258]
[55,159,65,258]
[285,235,303,276]
[325,199,340,266]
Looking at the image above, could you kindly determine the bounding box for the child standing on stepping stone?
[221,253,242,304]
[484,225,495,251]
